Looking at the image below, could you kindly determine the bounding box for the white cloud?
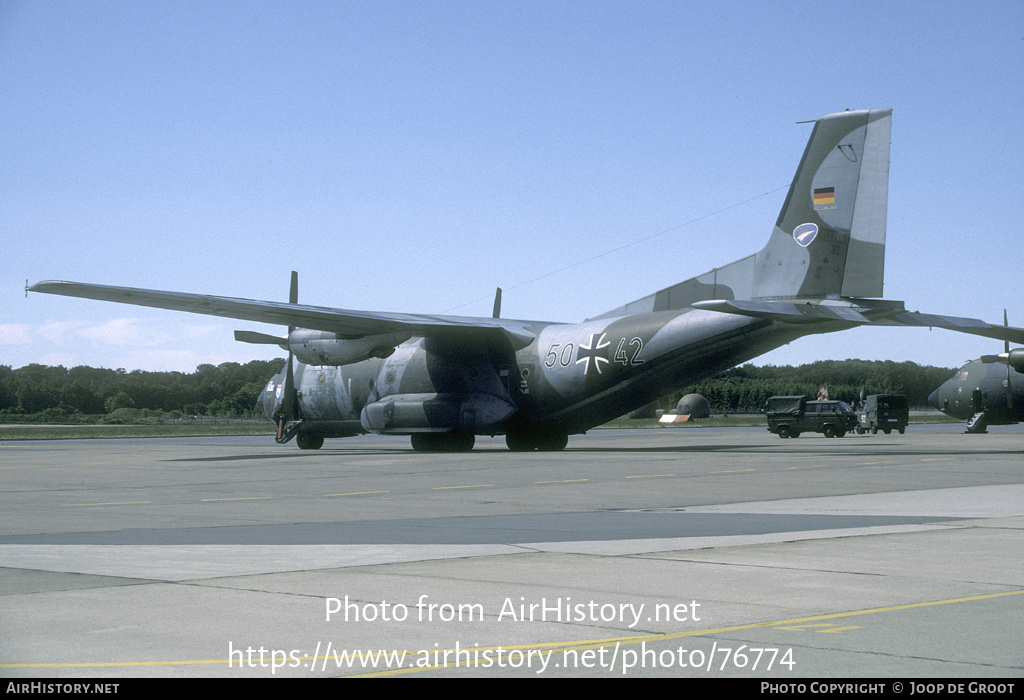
[3,316,282,371]
[77,317,156,346]
[36,353,80,368]
[40,321,91,344]
[0,324,32,345]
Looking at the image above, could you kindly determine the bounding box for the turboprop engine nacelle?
[1008,348,1024,374]
[288,329,411,366]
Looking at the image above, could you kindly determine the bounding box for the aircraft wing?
[27,280,539,350]
[692,298,1024,345]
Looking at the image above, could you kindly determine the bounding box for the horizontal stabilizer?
[694,296,1024,345]
[881,310,1024,345]
[692,299,871,324]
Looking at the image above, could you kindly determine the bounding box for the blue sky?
[2,1,1022,374]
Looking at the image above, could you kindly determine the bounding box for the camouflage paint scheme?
[928,350,1024,432]
[30,109,1024,451]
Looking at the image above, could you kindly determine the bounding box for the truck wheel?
[778,426,790,438]
[898,427,905,434]
[823,425,836,438]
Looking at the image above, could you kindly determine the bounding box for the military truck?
[765,395,857,438]
[856,394,909,434]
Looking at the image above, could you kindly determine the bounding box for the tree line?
[0,357,955,423]
[0,359,284,423]
[667,359,955,414]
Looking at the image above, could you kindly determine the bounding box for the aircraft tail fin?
[592,109,892,319]
[756,108,891,300]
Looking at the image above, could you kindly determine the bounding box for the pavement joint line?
[60,501,152,507]
[322,491,390,497]
[431,484,494,490]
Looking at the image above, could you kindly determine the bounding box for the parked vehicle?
[856,394,909,434]
[765,395,857,438]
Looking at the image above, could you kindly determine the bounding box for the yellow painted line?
[784,465,825,470]
[0,658,224,669]
[4,588,1020,672]
[534,479,589,484]
[200,496,272,502]
[61,501,152,507]
[353,588,1024,677]
[431,484,493,490]
[818,626,861,633]
[323,491,390,497]
[709,469,755,474]
[625,474,675,479]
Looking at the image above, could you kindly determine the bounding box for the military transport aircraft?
[29,109,1024,451]
[928,316,1024,433]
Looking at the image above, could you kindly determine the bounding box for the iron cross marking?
[576,333,611,375]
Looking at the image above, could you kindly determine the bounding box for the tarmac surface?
[1,424,1022,678]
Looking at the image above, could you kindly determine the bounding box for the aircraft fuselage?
[928,357,1024,427]
[260,309,848,447]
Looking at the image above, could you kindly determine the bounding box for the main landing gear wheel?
[505,430,568,452]
[410,431,475,453]
[296,433,324,450]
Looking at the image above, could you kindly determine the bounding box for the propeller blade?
[276,271,300,442]
[1005,309,1010,356]
[234,330,287,348]
[1006,310,1013,409]
[289,270,299,334]
[492,287,502,319]
[276,355,297,442]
